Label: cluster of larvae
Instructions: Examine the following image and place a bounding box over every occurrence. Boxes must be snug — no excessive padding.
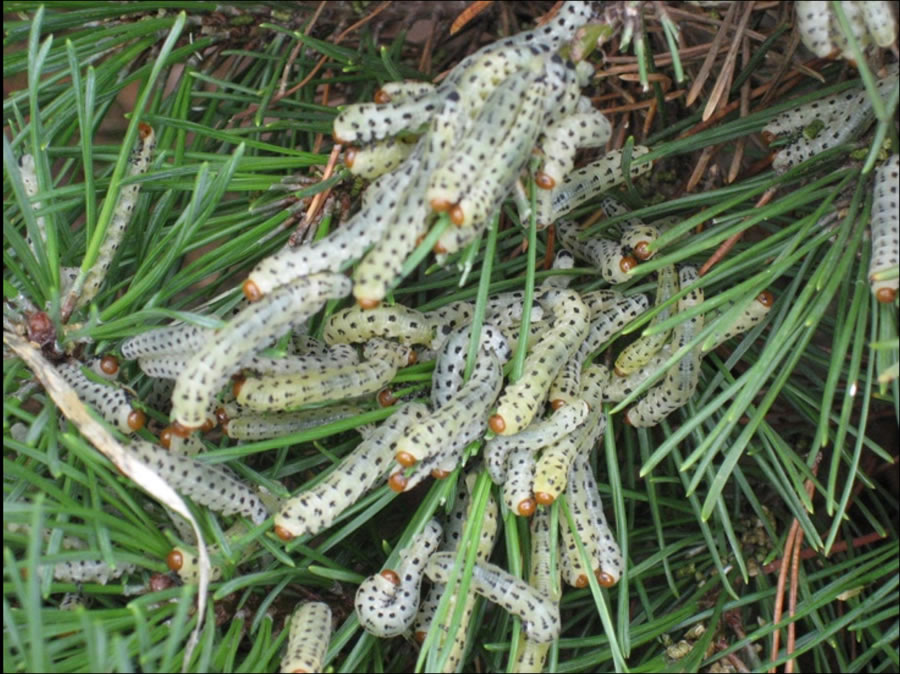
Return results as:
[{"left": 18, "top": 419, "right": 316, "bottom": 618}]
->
[{"left": 795, "top": 1, "right": 897, "bottom": 60}]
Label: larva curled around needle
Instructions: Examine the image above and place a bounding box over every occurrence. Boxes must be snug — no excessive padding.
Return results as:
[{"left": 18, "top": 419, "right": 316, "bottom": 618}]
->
[
  {"left": 235, "top": 338, "right": 410, "bottom": 413},
  {"left": 556, "top": 220, "right": 638, "bottom": 284},
  {"left": 273, "top": 402, "right": 428, "bottom": 541},
  {"left": 355, "top": 518, "right": 443, "bottom": 638},
  {"left": 127, "top": 439, "right": 269, "bottom": 524},
  {"left": 323, "top": 304, "right": 433, "bottom": 346},
  {"left": 57, "top": 361, "right": 146, "bottom": 434},
  {"left": 614, "top": 265, "right": 678, "bottom": 376},
  {"left": 173, "top": 273, "right": 352, "bottom": 430},
  {"left": 425, "top": 551, "right": 561, "bottom": 644},
  {"left": 490, "top": 289, "right": 588, "bottom": 436},
  {"left": 868, "top": 154, "right": 899, "bottom": 303},
  {"left": 78, "top": 122, "right": 156, "bottom": 309},
  {"left": 280, "top": 601, "right": 333, "bottom": 674}
]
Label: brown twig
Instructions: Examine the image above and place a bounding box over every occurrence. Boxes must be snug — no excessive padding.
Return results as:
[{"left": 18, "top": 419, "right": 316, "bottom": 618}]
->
[
  {"left": 702, "top": 1, "right": 753, "bottom": 121},
  {"left": 450, "top": 1, "right": 494, "bottom": 35},
  {"left": 686, "top": 2, "right": 737, "bottom": 107},
  {"left": 304, "top": 142, "right": 343, "bottom": 226}
]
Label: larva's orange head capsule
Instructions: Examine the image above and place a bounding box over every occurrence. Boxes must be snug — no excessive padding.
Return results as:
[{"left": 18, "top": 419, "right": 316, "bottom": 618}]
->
[
  {"left": 373, "top": 89, "right": 391, "bottom": 104},
  {"left": 138, "top": 122, "right": 153, "bottom": 139},
  {"left": 574, "top": 574, "right": 589, "bottom": 588},
  {"left": 488, "top": 414, "right": 506, "bottom": 434},
  {"left": 344, "top": 146, "right": 359, "bottom": 168},
  {"left": 550, "top": 399, "right": 566, "bottom": 410},
  {"left": 876, "top": 287, "right": 897, "bottom": 304},
  {"left": 596, "top": 570, "right": 617, "bottom": 588},
  {"left": 431, "top": 468, "right": 451, "bottom": 479},
  {"left": 242, "top": 279, "right": 263, "bottom": 302},
  {"left": 395, "top": 451, "right": 417, "bottom": 468},
  {"left": 200, "top": 416, "right": 216, "bottom": 433},
  {"left": 171, "top": 420, "right": 195, "bottom": 437},
  {"left": 377, "top": 389, "right": 397, "bottom": 407},
  {"left": 430, "top": 198, "right": 452, "bottom": 213},
  {"left": 127, "top": 409, "right": 147, "bottom": 432},
  {"left": 357, "top": 297, "right": 380, "bottom": 310},
  {"left": 449, "top": 204, "right": 465, "bottom": 226},
  {"left": 534, "top": 492, "right": 555, "bottom": 506},
  {"left": 232, "top": 377, "right": 245, "bottom": 399},
  {"left": 433, "top": 241, "right": 448, "bottom": 254},
  {"left": 757, "top": 290, "right": 775, "bottom": 307},
  {"left": 535, "top": 171, "right": 556, "bottom": 190},
  {"left": 619, "top": 255, "right": 638, "bottom": 274},
  {"left": 159, "top": 426, "right": 175, "bottom": 449},
  {"left": 166, "top": 548, "right": 184, "bottom": 571},
  {"left": 100, "top": 355, "right": 119, "bottom": 375},
  {"left": 388, "top": 472, "right": 408, "bottom": 492},
  {"left": 380, "top": 569, "right": 401, "bottom": 585},
  {"left": 517, "top": 498, "right": 536, "bottom": 517},
  {"left": 632, "top": 241, "right": 652, "bottom": 261},
  {"left": 274, "top": 524, "right": 295, "bottom": 542}
]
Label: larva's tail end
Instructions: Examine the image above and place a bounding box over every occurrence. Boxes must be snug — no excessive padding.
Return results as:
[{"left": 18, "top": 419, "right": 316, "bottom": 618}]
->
[
  {"left": 517, "top": 499, "right": 536, "bottom": 517},
  {"left": 166, "top": 549, "right": 184, "bottom": 571},
  {"left": 534, "top": 171, "right": 556, "bottom": 190},
  {"left": 274, "top": 524, "right": 296, "bottom": 542},
  {"left": 242, "top": 279, "right": 263, "bottom": 302},
  {"left": 596, "top": 570, "right": 618, "bottom": 588},
  {"left": 100, "top": 355, "right": 120, "bottom": 376},
  {"left": 388, "top": 472, "right": 409, "bottom": 492},
  {"left": 534, "top": 492, "right": 555, "bottom": 506},
  {"left": 127, "top": 409, "right": 147, "bottom": 432},
  {"left": 488, "top": 414, "right": 506, "bottom": 434},
  {"left": 395, "top": 451, "right": 417, "bottom": 468}
]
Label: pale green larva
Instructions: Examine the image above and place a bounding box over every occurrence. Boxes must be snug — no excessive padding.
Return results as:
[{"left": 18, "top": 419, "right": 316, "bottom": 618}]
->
[
  {"left": 503, "top": 446, "right": 538, "bottom": 517},
  {"left": 491, "top": 289, "right": 589, "bottom": 436},
  {"left": 869, "top": 154, "right": 899, "bottom": 303},
  {"left": 323, "top": 304, "right": 432, "bottom": 346},
  {"left": 127, "top": 439, "right": 269, "bottom": 524},
  {"left": 500, "top": 320, "right": 553, "bottom": 354},
  {"left": 236, "top": 338, "right": 409, "bottom": 413},
  {"left": 580, "top": 289, "right": 625, "bottom": 315},
  {"left": 375, "top": 80, "right": 436, "bottom": 103},
  {"left": 345, "top": 137, "right": 417, "bottom": 180},
  {"left": 424, "top": 301, "right": 474, "bottom": 349},
  {"left": 274, "top": 402, "right": 428, "bottom": 540},
  {"left": 50, "top": 558, "right": 137, "bottom": 585},
  {"left": 223, "top": 403, "right": 363, "bottom": 441},
  {"left": 535, "top": 106, "right": 612, "bottom": 188},
  {"left": 431, "top": 324, "right": 510, "bottom": 409},
  {"left": 355, "top": 518, "right": 442, "bottom": 638},
  {"left": 280, "top": 601, "right": 333, "bottom": 674},
  {"left": 240, "top": 344, "right": 359, "bottom": 376},
  {"left": 615, "top": 265, "right": 678, "bottom": 376},
  {"left": 528, "top": 502, "right": 559, "bottom": 602},
  {"left": 556, "top": 220, "right": 637, "bottom": 284},
  {"left": 391, "top": 417, "right": 483, "bottom": 492},
  {"left": 485, "top": 400, "right": 589, "bottom": 485},
  {"left": 121, "top": 322, "right": 213, "bottom": 360},
  {"left": 601, "top": 196, "right": 661, "bottom": 261},
  {"left": 702, "top": 290, "right": 775, "bottom": 352},
  {"left": 58, "top": 361, "right": 146, "bottom": 434},
  {"left": 166, "top": 522, "right": 249, "bottom": 584},
  {"left": 78, "top": 123, "right": 155, "bottom": 308},
  {"left": 424, "top": 551, "right": 561, "bottom": 644},
  {"left": 333, "top": 90, "right": 439, "bottom": 145},
  {"left": 532, "top": 408, "right": 604, "bottom": 506},
  {"left": 796, "top": 1, "right": 835, "bottom": 57},
  {"left": 394, "top": 347, "right": 502, "bottom": 467},
  {"left": 137, "top": 353, "right": 190, "bottom": 380},
  {"left": 859, "top": 1, "right": 898, "bottom": 47},
  {"left": 173, "top": 273, "right": 352, "bottom": 428},
  {"left": 537, "top": 145, "right": 652, "bottom": 226}
]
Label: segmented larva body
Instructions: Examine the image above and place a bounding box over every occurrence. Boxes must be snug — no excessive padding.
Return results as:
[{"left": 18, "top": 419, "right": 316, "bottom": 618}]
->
[
  {"left": 625, "top": 267, "right": 705, "bottom": 427},
  {"left": 345, "top": 137, "right": 417, "bottom": 180},
  {"left": 375, "top": 80, "right": 436, "bottom": 103},
  {"left": 431, "top": 323, "right": 511, "bottom": 409},
  {"left": 483, "top": 291, "right": 545, "bottom": 328},
  {"left": 324, "top": 304, "right": 432, "bottom": 346},
  {"left": 355, "top": 518, "right": 443, "bottom": 638},
  {"left": 166, "top": 522, "right": 249, "bottom": 584},
  {"left": 51, "top": 559, "right": 137, "bottom": 585},
  {"left": 334, "top": 88, "right": 439, "bottom": 145},
  {"left": 533, "top": 407, "right": 604, "bottom": 506},
  {"left": 541, "top": 249, "right": 576, "bottom": 289},
  {"left": 796, "top": 1, "right": 837, "bottom": 58},
  {"left": 827, "top": 1, "right": 869, "bottom": 60},
  {"left": 274, "top": 403, "right": 428, "bottom": 540},
  {"left": 120, "top": 322, "right": 213, "bottom": 360},
  {"left": 425, "top": 551, "right": 561, "bottom": 644},
  {"left": 615, "top": 265, "right": 678, "bottom": 376},
  {"left": 485, "top": 401, "right": 590, "bottom": 485},
  {"left": 500, "top": 320, "right": 553, "bottom": 354},
  {"left": 236, "top": 338, "right": 409, "bottom": 413},
  {"left": 425, "top": 301, "right": 474, "bottom": 349},
  {"left": 859, "top": 1, "right": 898, "bottom": 47},
  {"left": 538, "top": 146, "right": 652, "bottom": 226},
  {"left": 79, "top": 123, "right": 155, "bottom": 308},
  {"left": 503, "top": 446, "right": 538, "bottom": 517},
  {"left": 535, "top": 106, "right": 612, "bottom": 189},
  {"left": 394, "top": 347, "right": 502, "bottom": 467},
  {"left": 58, "top": 361, "right": 146, "bottom": 434},
  {"left": 280, "top": 602, "right": 333, "bottom": 674},
  {"left": 244, "top": 157, "right": 420, "bottom": 300},
  {"left": 137, "top": 353, "right": 190, "bottom": 380},
  {"left": 223, "top": 403, "right": 363, "bottom": 441},
  {"left": 556, "top": 220, "right": 638, "bottom": 284},
  {"left": 173, "top": 273, "right": 352, "bottom": 428},
  {"left": 762, "top": 87, "right": 867, "bottom": 142},
  {"left": 869, "top": 154, "right": 899, "bottom": 303},
  {"left": 240, "top": 344, "right": 359, "bottom": 376},
  {"left": 128, "top": 439, "right": 269, "bottom": 524},
  {"left": 601, "top": 196, "right": 661, "bottom": 261},
  {"left": 528, "top": 502, "right": 559, "bottom": 602},
  {"left": 18, "top": 153, "right": 46, "bottom": 255},
  {"left": 391, "top": 417, "right": 483, "bottom": 492},
  {"left": 703, "top": 290, "right": 775, "bottom": 352},
  {"left": 491, "top": 289, "right": 588, "bottom": 436}
]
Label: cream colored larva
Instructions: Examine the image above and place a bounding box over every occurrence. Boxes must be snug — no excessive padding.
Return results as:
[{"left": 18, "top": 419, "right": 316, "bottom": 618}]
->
[
  {"left": 490, "top": 289, "right": 588, "bottom": 436},
  {"left": 274, "top": 403, "right": 428, "bottom": 541},
  {"left": 702, "top": 290, "right": 775, "bottom": 352},
  {"left": 355, "top": 519, "right": 442, "bottom": 638},
  {"left": 166, "top": 522, "right": 249, "bottom": 584},
  {"left": 503, "top": 446, "right": 539, "bottom": 517},
  {"left": 424, "top": 301, "right": 474, "bottom": 349},
  {"left": 240, "top": 344, "right": 359, "bottom": 376},
  {"left": 344, "top": 136, "right": 417, "bottom": 180},
  {"left": 390, "top": 417, "right": 483, "bottom": 493},
  {"left": 323, "top": 304, "right": 432, "bottom": 346},
  {"left": 51, "top": 558, "right": 137, "bottom": 585},
  {"left": 127, "top": 439, "right": 269, "bottom": 524},
  {"left": 223, "top": 403, "right": 363, "bottom": 441},
  {"left": 57, "top": 361, "right": 146, "bottom": 434},
  {"left": 869, "top": 154, "right": 899, "bottom": 303},
  {"left": 533, "top": 408, "right": 605, "bottom": 506},
  {"left": 535, "top": 105, "right": 613, "bottom": 189},
  {"left": 425, "top": 551, "right": 561, "bottom": 644},
  {"left": 280, "top": 601, "right": 332, "bottom": 674},
  {"left": 78, "top": 122, "right": 155, "bottom": 308},
  {"left": 556, "top": 220, "right": 638, "bottom": 284},
  {"left": 121, "top": 322, "right": 213, "bottom": 360},
  {"left": 173, "top": 273, "right": 351, "bottom": 429},
  {"left": 483, "top": 291, "right": 545, "bottom": 328},
  {"left": 430, "top": 323, "right": 510, "bottom": 409},
  {"left": 333, "top": 89, "right": 439, "bottom": 146},
  {"left": 796, "top": 1, "right": 835, "bottom": 58},
  {"left": 235, "top": 338, "right": 410, "bottom": 413},
  {"left": 600, "top": 196, "right": 660, "bottom": 261},
  {"left": 615, "top": 264, "right": 678, "bottom": 376}
]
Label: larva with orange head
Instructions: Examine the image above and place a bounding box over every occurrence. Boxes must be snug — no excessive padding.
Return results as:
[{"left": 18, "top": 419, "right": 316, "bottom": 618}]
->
[
  {"left": 235, "top": 338, "right": 410, "bottom": 413},
  {"left": 172, "top": 273, "right": 351, "bottom": 428},
  {"left": 166, "top": 522, "right": 249, "bottom": 584},
  {"left": 600, "top": 196, "right": 660, "bottom": 261},
  {"left": 425, "top": 551, "right": 561, "bottom": 644},
  {"left": 333, "top": 88, "right": 440, "bottom": 145},
  {"left": 274, "top": 403, "right": 428, "bottom": 540},
  {"left": 57, "top": 361, "right": 146, "bottom": 434},
  {"left": 533, "top": 407, "right": 604, "bottom": 506},
  {"left": 430, "top": 323, "right": 510, "bottom": 409},
  {"left": 389, "top": 417, "right": 483, "bottom": 493},
  {"left": 355, "top": 519, "right": 442, "bottom": 637},
  {"left": 614, "top": 265, "right": 678, "bottom": 376},
  {"left": 89, "top": 355, "right": 120, "bottom": 380},
  {"left": 491, "top": 289, "right": 588, "bottom": 435},
  {"left": 535, "top": 106, "right": 612, "bottom": 188},
  {"left": 869, "top": 154, "right": 899, "bottom": 303},
  {"left": 280, "top": 602, "right": 333, "bottom": 674},
  {"left": 324, "top": 304, "right": 432, "bottom": 346},
  {"left": 702, "top": 290, "right": 775, "bottom": 352},
  {"left": 240, "top": 344, "right": 359, "bottom": 377},
  {"left": 78, "top": 123, "right": 155, "bottom": 309},
  {"left": 556, "top": 220, "right": 638, "bottom": 284},
  {"left": 503, "top": 447, "right": 538, "bottom": 517}
]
